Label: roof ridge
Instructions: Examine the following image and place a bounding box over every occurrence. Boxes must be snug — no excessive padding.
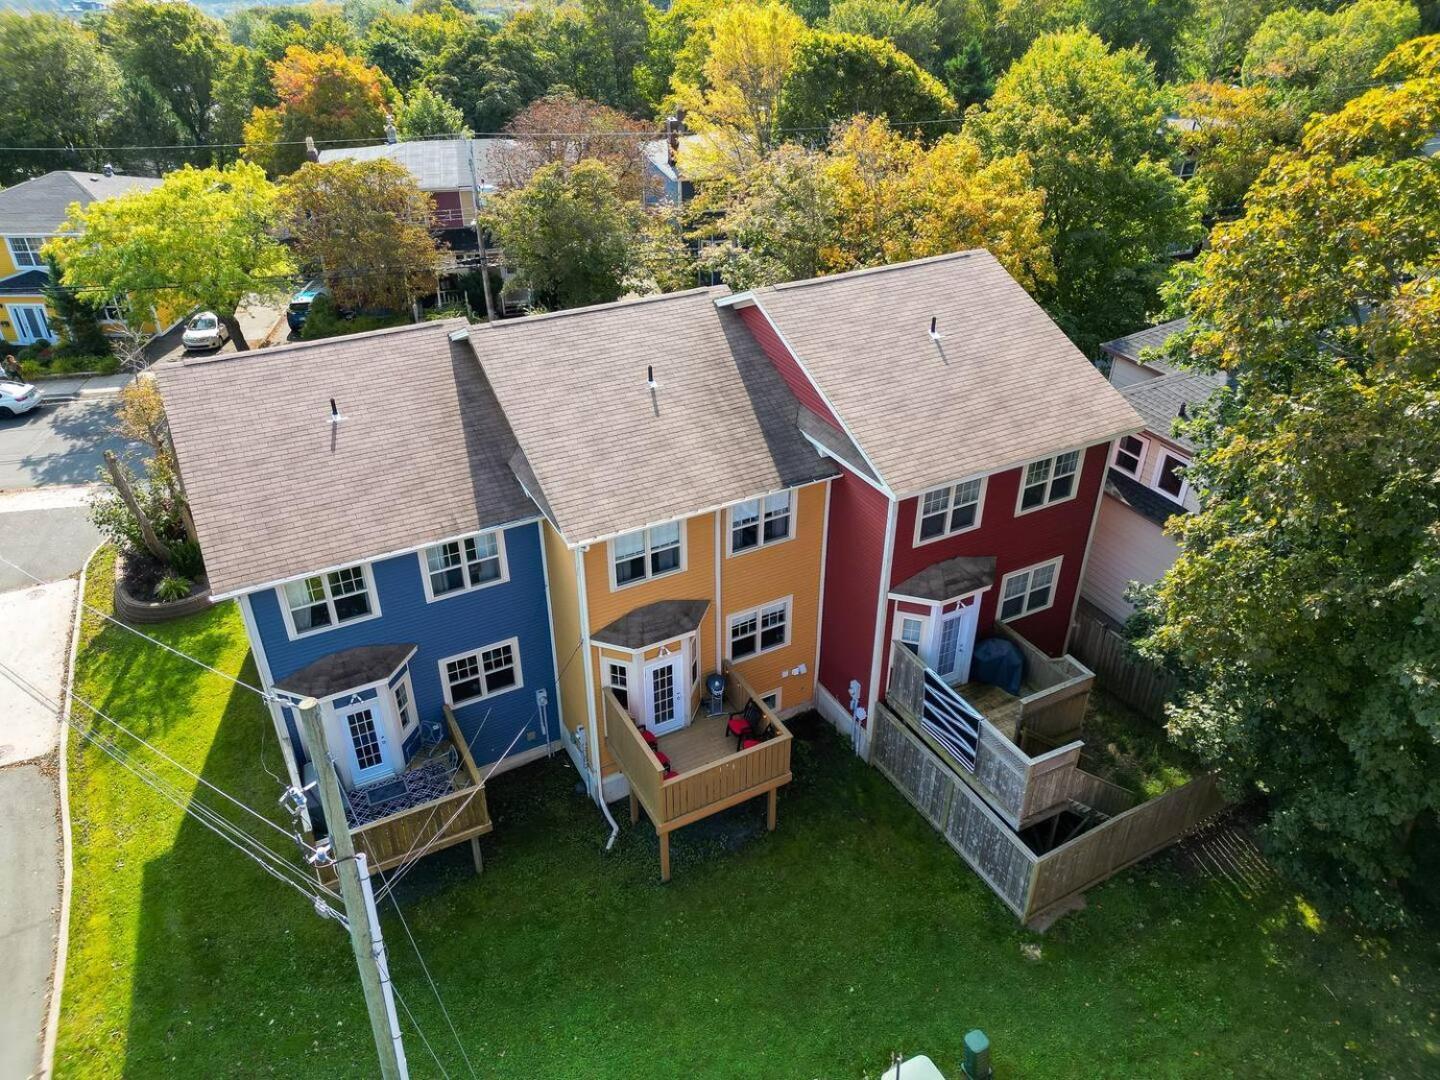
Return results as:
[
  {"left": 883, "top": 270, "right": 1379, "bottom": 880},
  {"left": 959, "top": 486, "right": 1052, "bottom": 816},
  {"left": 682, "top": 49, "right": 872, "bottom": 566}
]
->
[
  {"left": 473, "top": 286, "right": 726, "bottom": 331},
  {"left": 762, "top": 250, "right": 987, "bottom": 294},
  {"left": 169, "top": 316, "right": 466, "bottom": 371}
]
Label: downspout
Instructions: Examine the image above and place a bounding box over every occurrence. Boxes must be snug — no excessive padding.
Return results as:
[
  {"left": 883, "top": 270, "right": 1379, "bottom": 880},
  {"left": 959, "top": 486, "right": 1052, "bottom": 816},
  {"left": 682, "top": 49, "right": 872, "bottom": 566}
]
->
[
  {"left": 574, "top": 546, "right": 619, "bottom": 849},
  {"left": 713, "top": 511, "right": 723, "bottom": 674},
  {"left": 1065, "top": 445, "right": 1110, "bottom": 656}
]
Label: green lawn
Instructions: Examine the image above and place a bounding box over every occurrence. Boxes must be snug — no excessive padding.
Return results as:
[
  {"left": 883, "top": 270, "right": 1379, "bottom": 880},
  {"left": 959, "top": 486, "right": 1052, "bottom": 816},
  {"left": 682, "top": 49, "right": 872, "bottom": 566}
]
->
[{"left": 60, "top": 550, "right": 1440, "bottom": 1078}]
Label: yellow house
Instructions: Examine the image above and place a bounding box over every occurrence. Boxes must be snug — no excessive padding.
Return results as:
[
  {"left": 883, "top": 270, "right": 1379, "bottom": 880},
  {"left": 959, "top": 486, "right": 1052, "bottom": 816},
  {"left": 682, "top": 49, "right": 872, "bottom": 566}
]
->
[
  {"left": 0, "top": 169, "right": 162, "bottom": 347},
  {"left": 469, "top": 289, "right": 839, "bottom": 879}
]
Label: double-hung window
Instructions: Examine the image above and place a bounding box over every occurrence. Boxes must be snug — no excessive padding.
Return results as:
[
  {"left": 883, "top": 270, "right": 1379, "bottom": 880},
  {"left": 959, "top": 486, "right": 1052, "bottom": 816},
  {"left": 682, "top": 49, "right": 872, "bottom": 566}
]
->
[
  {"left": 7, "top": 237, "right": 46, "bottom": 268},
  {"left": 1018, "top": 451, "right": 1080, "bottom": 512},
  {"left": 393, "top": 676, "right": 417, "bottom": 735},
  {"left": 281, "top": 564, "right": 375, "bottom": 636},
  {"left": 729, "top": 598, "right": 790, "bottom": 659},
  {"left": 422, "top": 530, "right": 507, "bottom": 600},
  {"left": 612, "top": 523, "right": 682, "bottom": 587},
  {"left": 1154, "top": 452, "right": 1188, "bottom": 502},
  {"left": 1112, "top": 435, "right": 1145, "bottom": 477},
  {"left": 729, "top": 491, "right": 793, "bottom": 554},
  {"left": 998, "top": 559, "right": 1061, "bottom": 621},
  {"left": 607, "top": 662, "right": 630, "bottom": 710},
  {"left": 441, "top": 638, "right": 521, "bottom": 707},
  {"left": 916, "top": 478, "right": 984, "bottom": 542}
]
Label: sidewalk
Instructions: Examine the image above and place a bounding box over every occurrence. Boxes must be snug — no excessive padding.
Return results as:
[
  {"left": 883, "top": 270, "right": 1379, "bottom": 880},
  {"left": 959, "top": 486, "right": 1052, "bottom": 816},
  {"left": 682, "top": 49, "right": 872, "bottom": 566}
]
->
[{"left": 33, "top": 372, "right": 134, "bottom": 402}]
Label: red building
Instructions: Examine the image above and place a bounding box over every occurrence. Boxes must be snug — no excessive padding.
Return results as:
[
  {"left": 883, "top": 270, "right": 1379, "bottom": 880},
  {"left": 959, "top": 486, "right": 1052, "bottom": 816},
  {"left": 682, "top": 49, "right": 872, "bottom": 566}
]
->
[{"left": 720, "top": 251, "right": 1142, "bottom": 751}]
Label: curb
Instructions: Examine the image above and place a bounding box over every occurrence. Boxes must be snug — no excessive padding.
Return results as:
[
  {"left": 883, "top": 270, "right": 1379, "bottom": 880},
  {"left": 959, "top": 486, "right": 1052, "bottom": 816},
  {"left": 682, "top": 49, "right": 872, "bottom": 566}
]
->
[{"left": 39, "top": 544, "right": 96, "bottom": 1079}]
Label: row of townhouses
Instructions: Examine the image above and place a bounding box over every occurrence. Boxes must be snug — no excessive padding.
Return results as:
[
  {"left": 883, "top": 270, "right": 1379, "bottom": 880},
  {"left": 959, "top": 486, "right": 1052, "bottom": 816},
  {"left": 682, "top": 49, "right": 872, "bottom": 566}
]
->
[{"left": 159, "top": 250, "right": 1144, "bottom": 884}]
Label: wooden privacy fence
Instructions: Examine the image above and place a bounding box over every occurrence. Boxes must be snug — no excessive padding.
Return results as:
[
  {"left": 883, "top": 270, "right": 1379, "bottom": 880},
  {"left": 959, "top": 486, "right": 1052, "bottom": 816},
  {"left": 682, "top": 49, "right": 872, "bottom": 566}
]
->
[
  {"left": 1068, "top": 603, "right": 1180, "bottom": 721},
  {"left": 871, "top": 706, "right": 1222, "bottom": 924},
  {"left": 992, "top": 623, "right": 1096, "bottom": 743}
]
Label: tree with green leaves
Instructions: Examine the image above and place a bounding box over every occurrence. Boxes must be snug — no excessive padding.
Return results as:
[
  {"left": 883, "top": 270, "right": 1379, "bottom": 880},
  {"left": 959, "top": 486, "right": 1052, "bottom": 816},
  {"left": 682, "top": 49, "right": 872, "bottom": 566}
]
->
[
  {"left": 1242, "top": 0, "right": 1421, "bottom": 115},
  {"left": 103, "top": 0, "right": 232, "bottom": 146},
  {"left": 575, "top": 0, "right": 652, "bottom": 114},
  {"left": 42, "top": 253, "right": 112, "bottom": 359},
  {"left": 943, "top": 38, "right": 994, "bottom": 109},
  {"left": 0, "top": 13, "right": 122, "bottom": 184},
  {"left": 1075, "top": 0, "right": 1192, "bottom": 81},
  {"left": 777, "top": 32, "right": 958, "bottom": 140},
  {"left": 822, "top": 0, "right": 944, "bottom": 70},
  {"left": 485, "top": 159, "right": 651, "bottom": 310},
  {"left": 1176, "top": 81, "right": 1303, "bottom": 213},
  {"left": 48, "top": 163, "right": 293, "bottom": 351},
  {"left": 968, "top": 29, "right": 1201, "bottom": 350},
  {"left": 1139, "top": 36, "right": 1440, "bottom": 927},
  {"left": 281, "top": 159, "right": 440, "bottom": 312},
  {"left": 396, "top": 87, "right": 469, "bottom": 139}
]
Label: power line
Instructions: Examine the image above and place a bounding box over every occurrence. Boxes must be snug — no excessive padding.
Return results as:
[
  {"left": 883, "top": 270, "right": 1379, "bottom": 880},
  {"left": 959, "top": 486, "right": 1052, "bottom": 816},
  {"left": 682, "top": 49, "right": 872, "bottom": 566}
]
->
[{"left": 382, "top": 882, "right": 478, "bottom": 1079}]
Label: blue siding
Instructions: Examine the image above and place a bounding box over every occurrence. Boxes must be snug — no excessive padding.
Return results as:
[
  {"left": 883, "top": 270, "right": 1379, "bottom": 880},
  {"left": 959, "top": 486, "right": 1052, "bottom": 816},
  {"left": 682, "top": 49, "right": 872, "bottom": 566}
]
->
[{"left": 251, "top": 521, "right": 557, "bottom": 770}]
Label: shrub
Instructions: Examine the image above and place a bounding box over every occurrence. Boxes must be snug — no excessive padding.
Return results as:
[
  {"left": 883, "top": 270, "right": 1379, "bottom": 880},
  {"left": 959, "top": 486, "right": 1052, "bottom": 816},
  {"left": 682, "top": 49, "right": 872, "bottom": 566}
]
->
[
  {"left": 167, "top": 538, "right": 205, "bottom": 579},
  {"left": 153, "top": 574, "right": 193, "bottom": 602},
  {"left": 299, "top": 293, "right": 407, "bottom": 341}
]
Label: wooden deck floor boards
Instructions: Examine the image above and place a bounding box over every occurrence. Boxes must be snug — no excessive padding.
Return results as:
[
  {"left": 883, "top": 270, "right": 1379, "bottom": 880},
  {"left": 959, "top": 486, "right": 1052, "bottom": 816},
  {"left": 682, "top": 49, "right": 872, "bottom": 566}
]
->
[
  {"left": 657, "top": 712, "right": 736, "bottom": 775},
  {"left": 956, "top": 681, "right": 1024, "bottom": 738}
]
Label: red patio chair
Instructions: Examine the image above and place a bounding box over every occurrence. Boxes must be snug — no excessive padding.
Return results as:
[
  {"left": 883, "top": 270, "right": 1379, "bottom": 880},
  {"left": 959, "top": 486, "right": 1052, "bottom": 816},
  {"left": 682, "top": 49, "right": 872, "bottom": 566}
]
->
[{"left": 727, "top": 700, "right": 764, "bottom": 749}]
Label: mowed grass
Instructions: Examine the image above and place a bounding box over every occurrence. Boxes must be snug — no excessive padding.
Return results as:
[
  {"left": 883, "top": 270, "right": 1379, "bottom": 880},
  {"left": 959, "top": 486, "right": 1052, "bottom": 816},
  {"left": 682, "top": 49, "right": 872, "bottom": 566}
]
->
[{"left": 59, "top": 550, "right": 1440, "bottom": 1078}]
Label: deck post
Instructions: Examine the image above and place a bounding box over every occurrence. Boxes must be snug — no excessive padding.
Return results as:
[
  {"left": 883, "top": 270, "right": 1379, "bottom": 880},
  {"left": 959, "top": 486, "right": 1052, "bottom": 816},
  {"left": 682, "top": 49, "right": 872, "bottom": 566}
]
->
[
  {"left": 470, "top": 836, "right": 484, "bottom": 875},
  {"left": 659, "top": 829, "right": 671, "bottom": 883},
  {"left": 629, "top": 792, "right": 639, "bottom": 825},
  {"left": 767, "top": 787, "right": 777, "bottom": 831}
]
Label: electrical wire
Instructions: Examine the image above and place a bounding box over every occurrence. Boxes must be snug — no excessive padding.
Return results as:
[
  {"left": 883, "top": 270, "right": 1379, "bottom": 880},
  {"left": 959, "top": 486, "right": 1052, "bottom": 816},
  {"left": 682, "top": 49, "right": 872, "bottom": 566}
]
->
[{"left": 392, "top": 985, "right": 450, "bottom": 1080}]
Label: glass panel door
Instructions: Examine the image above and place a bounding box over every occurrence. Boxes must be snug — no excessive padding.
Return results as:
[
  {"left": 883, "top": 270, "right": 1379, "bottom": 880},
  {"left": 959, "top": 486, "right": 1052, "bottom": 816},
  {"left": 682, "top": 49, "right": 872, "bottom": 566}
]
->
[
  {"left": 9, "top": 304, "right": 53, "bottom": 345},
  {"left": 644, "top": 656, "right": 685, "bottom": 736},
  {"left": 342, "top": 703, "right": 391, "bottom": 785},
  {"left": 934, "top": 602, "right": 979, "bottom": 685}
]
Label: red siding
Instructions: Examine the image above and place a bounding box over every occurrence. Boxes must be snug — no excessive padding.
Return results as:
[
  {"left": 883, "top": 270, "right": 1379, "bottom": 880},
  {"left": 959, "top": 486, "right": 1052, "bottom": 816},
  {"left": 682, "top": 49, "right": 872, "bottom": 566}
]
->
[
  {"left": 817, "top": 462, "right": 891, "bottom": 712},
  {"left": 736, "top": 304, "right": 843, "bottom": 428},
  {"left": 879, "top": 442, "right": 1110, "bottom": 683}
]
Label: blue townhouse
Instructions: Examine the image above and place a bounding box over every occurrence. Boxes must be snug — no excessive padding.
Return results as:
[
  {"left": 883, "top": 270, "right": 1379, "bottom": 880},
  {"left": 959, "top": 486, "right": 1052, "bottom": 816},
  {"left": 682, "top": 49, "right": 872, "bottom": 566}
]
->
[{"left": 160, "top": 319, "right": 560, "bottom": 868}]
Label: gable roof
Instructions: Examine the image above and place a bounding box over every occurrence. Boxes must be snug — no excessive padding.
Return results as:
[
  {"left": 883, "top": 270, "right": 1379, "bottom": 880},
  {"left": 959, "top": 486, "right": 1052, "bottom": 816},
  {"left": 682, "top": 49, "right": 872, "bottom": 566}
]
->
[
  {"left": 1106, "top": 468, "right": 1187, "bottom": 527},
  {"left": 0, "top": 268, "right": 50, "bottom": 294},
  {"left": 1119, "top": 368, "right": 1227, "bottom": 450},
  {"left": 468, "top": 288, "right": 837, "bottom": 546},
  {"left": 744, "top": 251, "right": 1143, "bottom": 496},
  {"left": 1099, "top": 317, "right": 1189, "bottom": 371},
  {"left": 317, "top": 139, "right": 515, "bottom": 192},
  {"left": 0, "top": 171, "right": 163, "bottom": 235},
  {"left": 159, "top": 319, "right": 535, "bottom": 598}
]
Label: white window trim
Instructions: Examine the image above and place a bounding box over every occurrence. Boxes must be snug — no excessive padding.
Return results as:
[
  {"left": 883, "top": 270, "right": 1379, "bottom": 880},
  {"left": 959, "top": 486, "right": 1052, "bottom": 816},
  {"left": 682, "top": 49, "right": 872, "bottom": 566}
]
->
[
  {"left": 1014, "top": 450, "right": 1084, "bottom": 517},
  {"left": 277, "top": 562, "right": 382, "bottom": 641},
  {"left": 1111, "top": 434, "right": 1148, "bottom": 478},
  {"left": 912, "top": 475, "right": 988, "bottom": 547},
  {"left": 726, "top": 489, "right": 798, "bottom": 557},
  {"left": 418, "top": 528, "right": 510, "bottom": 603},
  {"left": 726, "top": 595, "right": 793, "bottom": 661},
  {"left": 759, "top": 688, "right": 781, "bottom": 712},
  {"left": 996, "top": 557, "right": 1063, "bottom": 623},
  {"left": 605, "top": 659, "right": 635, "bottom": 717},
  {"left": 6, "top": 236, "right": 48, "bottom": 269},
  {"left": 391, "top": 670, "right": 419, "bottom": 737},
  {"left": 608, "top": 523, "right": 687, "bottom": 591},
  {"left": 438, "top": 636, "right": 525, "bottom": 709},
  {"left": 1151, "top": 450, "right": 1191, "bottom": 505}
]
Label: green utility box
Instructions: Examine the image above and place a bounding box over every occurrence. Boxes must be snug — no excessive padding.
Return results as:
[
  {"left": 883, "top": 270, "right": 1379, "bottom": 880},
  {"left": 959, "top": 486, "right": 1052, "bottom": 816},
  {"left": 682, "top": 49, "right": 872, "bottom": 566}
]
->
[{"left": 961, "top": 1029, "right": 992, "bottom": 1080}]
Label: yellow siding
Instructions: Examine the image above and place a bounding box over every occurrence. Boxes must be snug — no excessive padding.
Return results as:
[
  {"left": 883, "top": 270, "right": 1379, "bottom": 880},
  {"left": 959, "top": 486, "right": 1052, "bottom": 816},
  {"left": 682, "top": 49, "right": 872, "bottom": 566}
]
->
[
  {"left": 0, "top": 294, "right": 53, "bottom": 346},
  {"left": 542, "top": 520, "right": 588, "bottom": 739},
  {"left": 720, "top": 481, "right": 827, "bottom": 712}
]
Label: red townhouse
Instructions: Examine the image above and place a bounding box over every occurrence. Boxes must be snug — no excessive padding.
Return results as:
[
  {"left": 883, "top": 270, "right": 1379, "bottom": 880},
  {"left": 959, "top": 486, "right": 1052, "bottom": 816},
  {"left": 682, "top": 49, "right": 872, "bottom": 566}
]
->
[{"left": 718, "top": 251, "right": 1143, "bottom": 753}]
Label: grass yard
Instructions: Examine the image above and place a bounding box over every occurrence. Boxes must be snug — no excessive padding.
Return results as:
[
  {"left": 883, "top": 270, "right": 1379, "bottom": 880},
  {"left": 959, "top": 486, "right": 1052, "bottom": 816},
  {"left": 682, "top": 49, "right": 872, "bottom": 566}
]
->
[{"left": 59, "top": 550, "right": 1440, "bottom": 1078}]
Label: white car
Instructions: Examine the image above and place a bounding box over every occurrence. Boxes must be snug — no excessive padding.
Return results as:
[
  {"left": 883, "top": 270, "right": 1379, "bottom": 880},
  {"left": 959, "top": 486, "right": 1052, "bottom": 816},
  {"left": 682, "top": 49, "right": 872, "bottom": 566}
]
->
[
  {"left": 0, "top": 379, "right": 42, "bottom": 418},
  {"left": 182, "top": 311, "right": 230, "bottom": 352}
]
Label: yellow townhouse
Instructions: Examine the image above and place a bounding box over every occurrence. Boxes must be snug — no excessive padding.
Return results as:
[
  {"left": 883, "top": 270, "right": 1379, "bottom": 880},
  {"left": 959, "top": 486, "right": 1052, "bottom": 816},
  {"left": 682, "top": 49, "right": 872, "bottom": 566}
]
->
[
  {"left": 468, "top": 288, "right": 838, "bottom": 880},
  {"left": 0, "top": 169, "right": 162, "bottom": 347}
]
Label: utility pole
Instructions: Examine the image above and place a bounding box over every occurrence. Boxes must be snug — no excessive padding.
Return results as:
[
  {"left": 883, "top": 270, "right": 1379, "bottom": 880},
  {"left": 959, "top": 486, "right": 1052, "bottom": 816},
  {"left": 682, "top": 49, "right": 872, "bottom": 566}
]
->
[
  {"left": 295, "top": 699, "right": 409, "bottom": 1080},
  {"left": 467, "top": 139, "right": 498, "bottom": 323}
]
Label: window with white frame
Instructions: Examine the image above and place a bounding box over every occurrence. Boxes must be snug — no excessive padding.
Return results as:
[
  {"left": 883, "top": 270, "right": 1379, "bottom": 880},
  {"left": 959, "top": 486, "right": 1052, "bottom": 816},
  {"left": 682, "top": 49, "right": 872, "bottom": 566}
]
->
[
  {"left": 998, "top": 559, "right": 1061, "bottom": 621},
  {"left": 759, "top": 689, "right": 780, "bottom": 712},
  {"left": 1154, "top": 452, "right": 1188, "bottom": 502},
  {"left": 897, "top": 615, "right": 925, "bottom": 652},
  {"left": 1018, "top": 451, "right": 1080, "bottom": 512},
  {"left": 729, "top": 598, "right": 790, "bottom": 659},
  {"left": 442, "top": 639, "right": 521, "bottom": 707},
  {"left": 422, "top": 530, "right": 507, "bottom": 599},
  {"left": 612, "top": 522, "right": 682, "bottom": 586},
  {"left": 606, "top": 661, "right": 629, "bottom": 710},
  {"left": 1112, "top": 435, "right": 1145, "bottom": 476},
  {"left": 917, "top": 478, "right": 983, "bottom": 542},
  {"left": 281, "top": 564, "right": 374, "bottom": 635},
  {"left": 393, "top": 677, "right": 417, "bottom": 734},
  {"left": 7, "top": 237, "right": 46, "bottom": 268},
  {"left": 729, "top": 491, "right": 793, "bottom": 553}
]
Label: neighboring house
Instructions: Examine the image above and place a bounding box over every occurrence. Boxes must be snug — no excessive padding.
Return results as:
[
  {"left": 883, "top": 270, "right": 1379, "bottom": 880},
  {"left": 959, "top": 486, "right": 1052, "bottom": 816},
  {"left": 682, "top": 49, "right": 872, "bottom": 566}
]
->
[
  {"left": 716, "top": 252, "right": 1143, "bottom": 750},
  {"left": 0, "top": 169, "right": 162, "bottom": 346},
  {"left": 640, "top": 131, "right": 726, "bottom": 210},
  {"left": 158, "top": 319, "right": 560, "bottom": 873},
  {"left": 1081, "top": 318, "right": 1228, "bottom": 624},
  {"left": 469, "top": 287, "right": 837, "bottom": 878}
]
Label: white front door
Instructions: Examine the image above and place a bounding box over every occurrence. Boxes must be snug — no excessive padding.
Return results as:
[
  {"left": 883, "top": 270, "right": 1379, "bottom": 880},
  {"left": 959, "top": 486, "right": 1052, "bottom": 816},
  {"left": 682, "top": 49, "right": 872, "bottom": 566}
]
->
[
  {"left": 339, "top": 700, "right": 394, "bottom": 786},
  {"left": 933, "top": 601, "right": 979, "bottom": 685},
  {"left": 8, "top": 304, "right": 54, "bottom": 345},
  {"left": 643, "top": 655, "right": 686, "bottom": 736}
]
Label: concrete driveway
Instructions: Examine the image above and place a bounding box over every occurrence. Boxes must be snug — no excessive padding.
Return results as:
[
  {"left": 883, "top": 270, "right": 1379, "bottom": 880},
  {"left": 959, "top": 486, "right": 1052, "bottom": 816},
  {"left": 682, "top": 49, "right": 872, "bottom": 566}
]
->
[{"left": 145, "top": 294, "right": 288, "bottom": 366}]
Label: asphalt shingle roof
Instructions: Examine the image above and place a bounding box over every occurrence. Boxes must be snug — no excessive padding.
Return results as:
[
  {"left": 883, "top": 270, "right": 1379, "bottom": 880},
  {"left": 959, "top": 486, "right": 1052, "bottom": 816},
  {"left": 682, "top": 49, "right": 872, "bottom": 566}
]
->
[
  {"left": 1119, "top": 368, "right": 1227, "bottom": 450},
  {"left": 0, "top": 269, "right": 50, "bottom": 294},
  {"left": 0, "top": 171, "right": 162, "bottom": 235},
  {"left": 748, "top": 251, "right": 1143, "bottom": 496},
  {"left": 159, "top": 319, "right": 536, "bottom": 598},
  {"left": 469, "top": 288, "right": 837, "bottom": 545},
  {"left": 318, "top": 139, "right": 515, "bottom": 191},
  {"left": 1099, "top": 317, "right": 1190, "bottom": 369},
  {"left": 1106, "top": 468, "right": 1186, "bottom": 527}
]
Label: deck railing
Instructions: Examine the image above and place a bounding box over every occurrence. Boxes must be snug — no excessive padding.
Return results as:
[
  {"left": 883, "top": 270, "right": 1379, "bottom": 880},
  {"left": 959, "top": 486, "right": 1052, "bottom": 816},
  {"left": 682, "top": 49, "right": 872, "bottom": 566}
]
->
[
  {"left": 603, "top": 688, "right": 664, "bottom": 822},
  {"left": 992, "top": 623, "right": 1095, "bottom": 744},
  {"left": 344, "top": 705, "right": 493, "bottom": 875}
]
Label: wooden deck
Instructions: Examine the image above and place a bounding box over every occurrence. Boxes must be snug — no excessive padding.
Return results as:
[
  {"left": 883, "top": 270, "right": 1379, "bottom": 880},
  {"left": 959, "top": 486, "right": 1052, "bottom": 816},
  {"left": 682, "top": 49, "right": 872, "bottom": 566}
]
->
[
  {"left": 955, "top": 681, "right": 1023, "bottom": 738},
  {"left": 657, "top": 712, "right": 736, "bottom": 774}
]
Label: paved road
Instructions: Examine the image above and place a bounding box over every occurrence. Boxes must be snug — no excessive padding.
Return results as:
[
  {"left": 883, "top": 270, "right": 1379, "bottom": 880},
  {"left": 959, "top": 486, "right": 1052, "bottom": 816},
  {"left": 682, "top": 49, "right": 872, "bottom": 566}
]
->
[{"left": 0, "top": 398, "right": 140, "bottom": 491}]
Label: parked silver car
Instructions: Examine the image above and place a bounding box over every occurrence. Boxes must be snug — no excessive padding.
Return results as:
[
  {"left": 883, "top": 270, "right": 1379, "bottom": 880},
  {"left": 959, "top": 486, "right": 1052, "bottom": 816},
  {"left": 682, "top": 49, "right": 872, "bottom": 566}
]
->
[{"left": 182, "top": 311, "right": 230, "bottom": 352}]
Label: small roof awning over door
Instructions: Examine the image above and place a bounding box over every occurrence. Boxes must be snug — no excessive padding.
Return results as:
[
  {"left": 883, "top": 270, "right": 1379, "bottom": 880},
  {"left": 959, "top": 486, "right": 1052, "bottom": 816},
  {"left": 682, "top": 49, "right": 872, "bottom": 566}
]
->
[
  {"left": 592, "top": 599, "right": 711, "bottom": 650},
  {"left": 891, "top": 556, "right": 996, "bottom": 604},
  {"left": 275, "top": 643, "right": 417, "bottom": 700}
]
